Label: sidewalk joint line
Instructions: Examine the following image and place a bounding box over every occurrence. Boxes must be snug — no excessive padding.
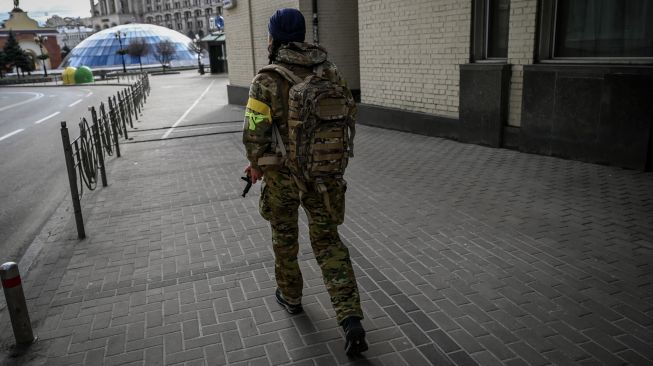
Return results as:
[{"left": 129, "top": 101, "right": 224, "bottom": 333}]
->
[
  {"left": 129, "top": 120, "right": 241, "bottom": 133},
  {"left": 161, "top": 79, "right": 216, "bottom": 139},
  {"left": 128, "top": 130, "right": 240, "bottom": 144}
]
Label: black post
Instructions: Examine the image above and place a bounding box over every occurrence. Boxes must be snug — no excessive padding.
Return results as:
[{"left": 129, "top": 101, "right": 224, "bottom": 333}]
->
[
  {"left": 126, "top": 89, "right": 135, "bottom": 125},
  {"left": 92, "top": 122, "right": 107, "bottom": 187},
  {"left": 115, "top": 95, "right": 128, "bottom": 139},
  {"left": 128, "top": 86, "right": 136, "bottom": 119},
  {"left": 89, "top": 107, "right": 108, "bottom": 187},
  {"left": 132, "top": 86, "right": 141, "bottom": 118},
  {"left": 60, "top": 122, "right": 86, "bottom": 239},
  {"left": 109, "top": 110, "right": 121, "bottom": 158},
  {"left": 101, "top": 103, "right": 120, "bottom": 157},
  {"left": 122, "top": 90, "right": 133, "bottom": 128}
]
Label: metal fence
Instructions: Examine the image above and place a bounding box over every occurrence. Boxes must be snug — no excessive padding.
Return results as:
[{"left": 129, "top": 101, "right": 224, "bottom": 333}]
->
[{"left": 60, "top": 73, "right": 151, "bottom": 239}]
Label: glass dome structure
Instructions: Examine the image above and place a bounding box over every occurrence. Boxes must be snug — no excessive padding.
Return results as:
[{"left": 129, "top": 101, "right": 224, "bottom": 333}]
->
[{"left": 61, "top": 24, "right": 198, "bottom": 69}]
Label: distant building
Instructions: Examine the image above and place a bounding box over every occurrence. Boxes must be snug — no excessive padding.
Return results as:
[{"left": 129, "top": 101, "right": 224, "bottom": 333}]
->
[
  {"left": 88, "top": 0, "right": 223, "bottom": 38},
  {"left": 44, "top": 15, "right": 68, "bottom": 27},
  {"left": 0, "top": 7, "right": 62, "bottom": 70},
  {"left": 45, "top": 15, "right": 94, "bottom": 50},
  {"left": 56, "top": 25, "right": 94, "bottom": 49}
]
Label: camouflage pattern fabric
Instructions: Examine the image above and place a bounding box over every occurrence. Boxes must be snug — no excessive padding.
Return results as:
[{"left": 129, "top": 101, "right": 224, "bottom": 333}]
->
[
  {"left": 243, "top": 42, "right": 363, "bottom": 324},
  {"left": 260, "top": 168, "right": 362, "bottom": 323},
  {"left": 243, "top": 42, "right": 357, "bottom": 170}
]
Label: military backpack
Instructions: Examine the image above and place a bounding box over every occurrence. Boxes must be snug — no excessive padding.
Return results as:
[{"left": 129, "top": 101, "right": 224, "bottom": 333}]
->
[{"left": 259, "top": 63, "right": 356, "bottom": 183}]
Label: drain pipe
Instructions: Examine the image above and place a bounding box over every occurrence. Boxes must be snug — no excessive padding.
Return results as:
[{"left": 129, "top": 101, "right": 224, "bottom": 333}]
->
[{"left": 312, "top": 0, "right": 319, "bottom": 44}]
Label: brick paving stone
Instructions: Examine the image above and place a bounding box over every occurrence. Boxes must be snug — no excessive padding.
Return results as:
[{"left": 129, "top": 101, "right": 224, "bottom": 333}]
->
[
  {"left": 379, "top": 352, "right": 410, "bottom": 366},
  {"left": 264, "top": 342, "right": 290, "bottom": 365},
  {"left": 2, "top": 72, "right": 652, "bottom": 366},
  {"left": 448, "top": 349, "right": 481, "bottom": 366},
  {"left": 616, "top": 349, "right": 653, "bottom": 366},
  {"left": 400, "top": 323, "right": 431, "bottom": 347},
  {"left": 399, "top": 348, "right": 433, "bottom": 366},
  {"left": 203, "top": 344, "right": 227, "bottom": 365}
]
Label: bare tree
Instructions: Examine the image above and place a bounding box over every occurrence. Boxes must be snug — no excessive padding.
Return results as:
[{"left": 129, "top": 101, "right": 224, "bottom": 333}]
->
[
  {"left": 127, "top": 38, "right": 150, "bottom": 72},
  {"left": 154, "top": 39, "right": 176, "bottom": 73},
  {"left": 188, "top": 39, "right": 204, "bottom": 74}
]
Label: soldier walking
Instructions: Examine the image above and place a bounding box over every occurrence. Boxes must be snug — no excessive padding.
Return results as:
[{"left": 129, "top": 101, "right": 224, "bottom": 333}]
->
[{"left": 242, "top": 8, "right": 367, "bottom": 357}]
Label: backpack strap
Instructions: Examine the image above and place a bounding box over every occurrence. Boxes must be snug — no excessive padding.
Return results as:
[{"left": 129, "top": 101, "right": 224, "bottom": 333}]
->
[
  {"left": 259, "top": 64, "right": 303, "bottom": 85},
  {"left": 254, "top": 65, "right": 296, "bottom": 167}
]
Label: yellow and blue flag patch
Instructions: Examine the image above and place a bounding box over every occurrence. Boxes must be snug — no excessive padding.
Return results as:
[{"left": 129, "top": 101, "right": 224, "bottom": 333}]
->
[{"left": 245, "top": 98, "right": 272, "bottom": 130}]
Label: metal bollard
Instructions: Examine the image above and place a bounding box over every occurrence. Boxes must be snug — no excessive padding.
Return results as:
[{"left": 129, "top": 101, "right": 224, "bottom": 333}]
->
[{"left": 0, "top": 262, "right": 36, "bottom": 345}]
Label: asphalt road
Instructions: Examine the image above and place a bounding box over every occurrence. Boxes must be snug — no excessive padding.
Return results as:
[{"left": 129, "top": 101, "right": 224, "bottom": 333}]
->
[{"left": 0, "top": 85, "right": 122, "bottom": 265}]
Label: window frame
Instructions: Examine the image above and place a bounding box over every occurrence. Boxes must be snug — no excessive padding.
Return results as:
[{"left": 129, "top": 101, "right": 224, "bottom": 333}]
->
[
  {"left": 537, "top": 0, "right": 653, "bottom": 64},
  {"left": 471, "top": 0, "right": 509, "bottom": 63}
]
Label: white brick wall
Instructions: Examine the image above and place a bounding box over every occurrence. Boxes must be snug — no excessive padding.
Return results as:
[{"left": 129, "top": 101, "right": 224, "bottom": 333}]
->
[
  {"left": 313, "top": 0, "right": 360, "bottom": 90},
  {"left": 507, "top": 0, "right": 538, "bottom": 127},
  {"left": 223, "top": 1, "right": 257, "bottom": 86},
  {"left": 358, "top": 0, "right": 471, "bottom": 118},
  {"left": 225, "top": 0, "right": 360, "bottom": 91},
  {"left": 224, "top": 0, "right": 300, "bottom": 86},
  {"left": 250, "top": 0, "right": 300, "bottom": 71}
]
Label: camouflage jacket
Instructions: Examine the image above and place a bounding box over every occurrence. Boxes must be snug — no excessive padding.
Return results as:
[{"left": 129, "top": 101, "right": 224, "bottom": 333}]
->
[{"left": 243, "top": 42, "right": 357, "bottom": 171}]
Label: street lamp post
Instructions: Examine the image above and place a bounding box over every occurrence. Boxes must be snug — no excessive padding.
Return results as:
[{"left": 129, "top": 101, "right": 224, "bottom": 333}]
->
[
  {"left": 34, "top": 35, "right": 48, "bottom": 77},
  {"left": 115, "top": 31, "right": 127, "bottom": 73},
  {"left": 194, "top": 34, "right": 204, "bottom": 74}
]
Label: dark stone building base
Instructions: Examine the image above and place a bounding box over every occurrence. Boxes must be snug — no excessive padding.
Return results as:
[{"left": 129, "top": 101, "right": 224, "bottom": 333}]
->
[
  {"left": 521, "top": 64, "right": 653, "bottom": 171},
  {"left": 357, "top": 104, "right": 459, "bottom": 140},
  {"left": 227, "top": 84, "right": 249, "bottom": 106},
  {"left": 459, "top": 63, "right": 511, "bottom": 147},
  {"left": 227, "top": 64, "right": 653, "bottom": 171}
]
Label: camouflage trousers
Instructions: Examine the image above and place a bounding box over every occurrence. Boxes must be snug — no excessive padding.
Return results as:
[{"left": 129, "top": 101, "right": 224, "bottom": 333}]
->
[{"left": 259, "top": 168, "right": 363, "bottom": 324}]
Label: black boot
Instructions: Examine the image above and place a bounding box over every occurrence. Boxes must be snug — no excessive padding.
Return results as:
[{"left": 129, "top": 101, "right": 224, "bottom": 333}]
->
[
  {"left": 275, "top": 288, "right": 303, "bottom": 314},
  {"left": 341, "top": 316, "right": 368, "bottom": 356}
]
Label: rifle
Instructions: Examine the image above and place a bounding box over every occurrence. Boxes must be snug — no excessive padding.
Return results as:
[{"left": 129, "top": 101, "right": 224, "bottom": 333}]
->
[{"left": 241, "top": 175, "right": 252, "bottom": 197}]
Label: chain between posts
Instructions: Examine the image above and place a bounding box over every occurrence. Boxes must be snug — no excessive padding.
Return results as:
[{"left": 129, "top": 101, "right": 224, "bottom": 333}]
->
[{"left": 59, "top": 73, "right": 150, "bottom": 239}]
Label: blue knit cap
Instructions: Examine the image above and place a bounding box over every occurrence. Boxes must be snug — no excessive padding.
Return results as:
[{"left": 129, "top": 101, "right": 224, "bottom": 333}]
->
[{"left": 268, "top": 8, "right": 306, "bottom": 44}]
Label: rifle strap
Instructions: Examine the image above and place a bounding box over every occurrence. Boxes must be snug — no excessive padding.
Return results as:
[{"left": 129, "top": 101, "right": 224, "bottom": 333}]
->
[{"left": 316, "top": 182, "right": 338, "bottom": 222}]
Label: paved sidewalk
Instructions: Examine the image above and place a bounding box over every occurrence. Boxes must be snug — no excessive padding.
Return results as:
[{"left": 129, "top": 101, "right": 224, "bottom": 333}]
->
[{"left": 1, "top": 71, "right": 652, "bottom": 366}]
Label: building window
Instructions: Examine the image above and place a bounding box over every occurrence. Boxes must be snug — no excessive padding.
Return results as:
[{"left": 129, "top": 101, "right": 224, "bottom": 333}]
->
[
  {"left": 216, "top": 7, "right": 222, "bottom": 15},
  {"left": 197, "top": 20, "right": 203, "bottom": 28},
  {"left": 187, "top": 21, "right": 193, "bottom": 29},
  {"left": 205, "top": 8, "right": 212, "bottom": 16},
  {"left": 472, "top": 0, "right": 510, "bottom": 61},
  {"left": 538, "top": 0, "right": 653, "bottom": 61}
]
